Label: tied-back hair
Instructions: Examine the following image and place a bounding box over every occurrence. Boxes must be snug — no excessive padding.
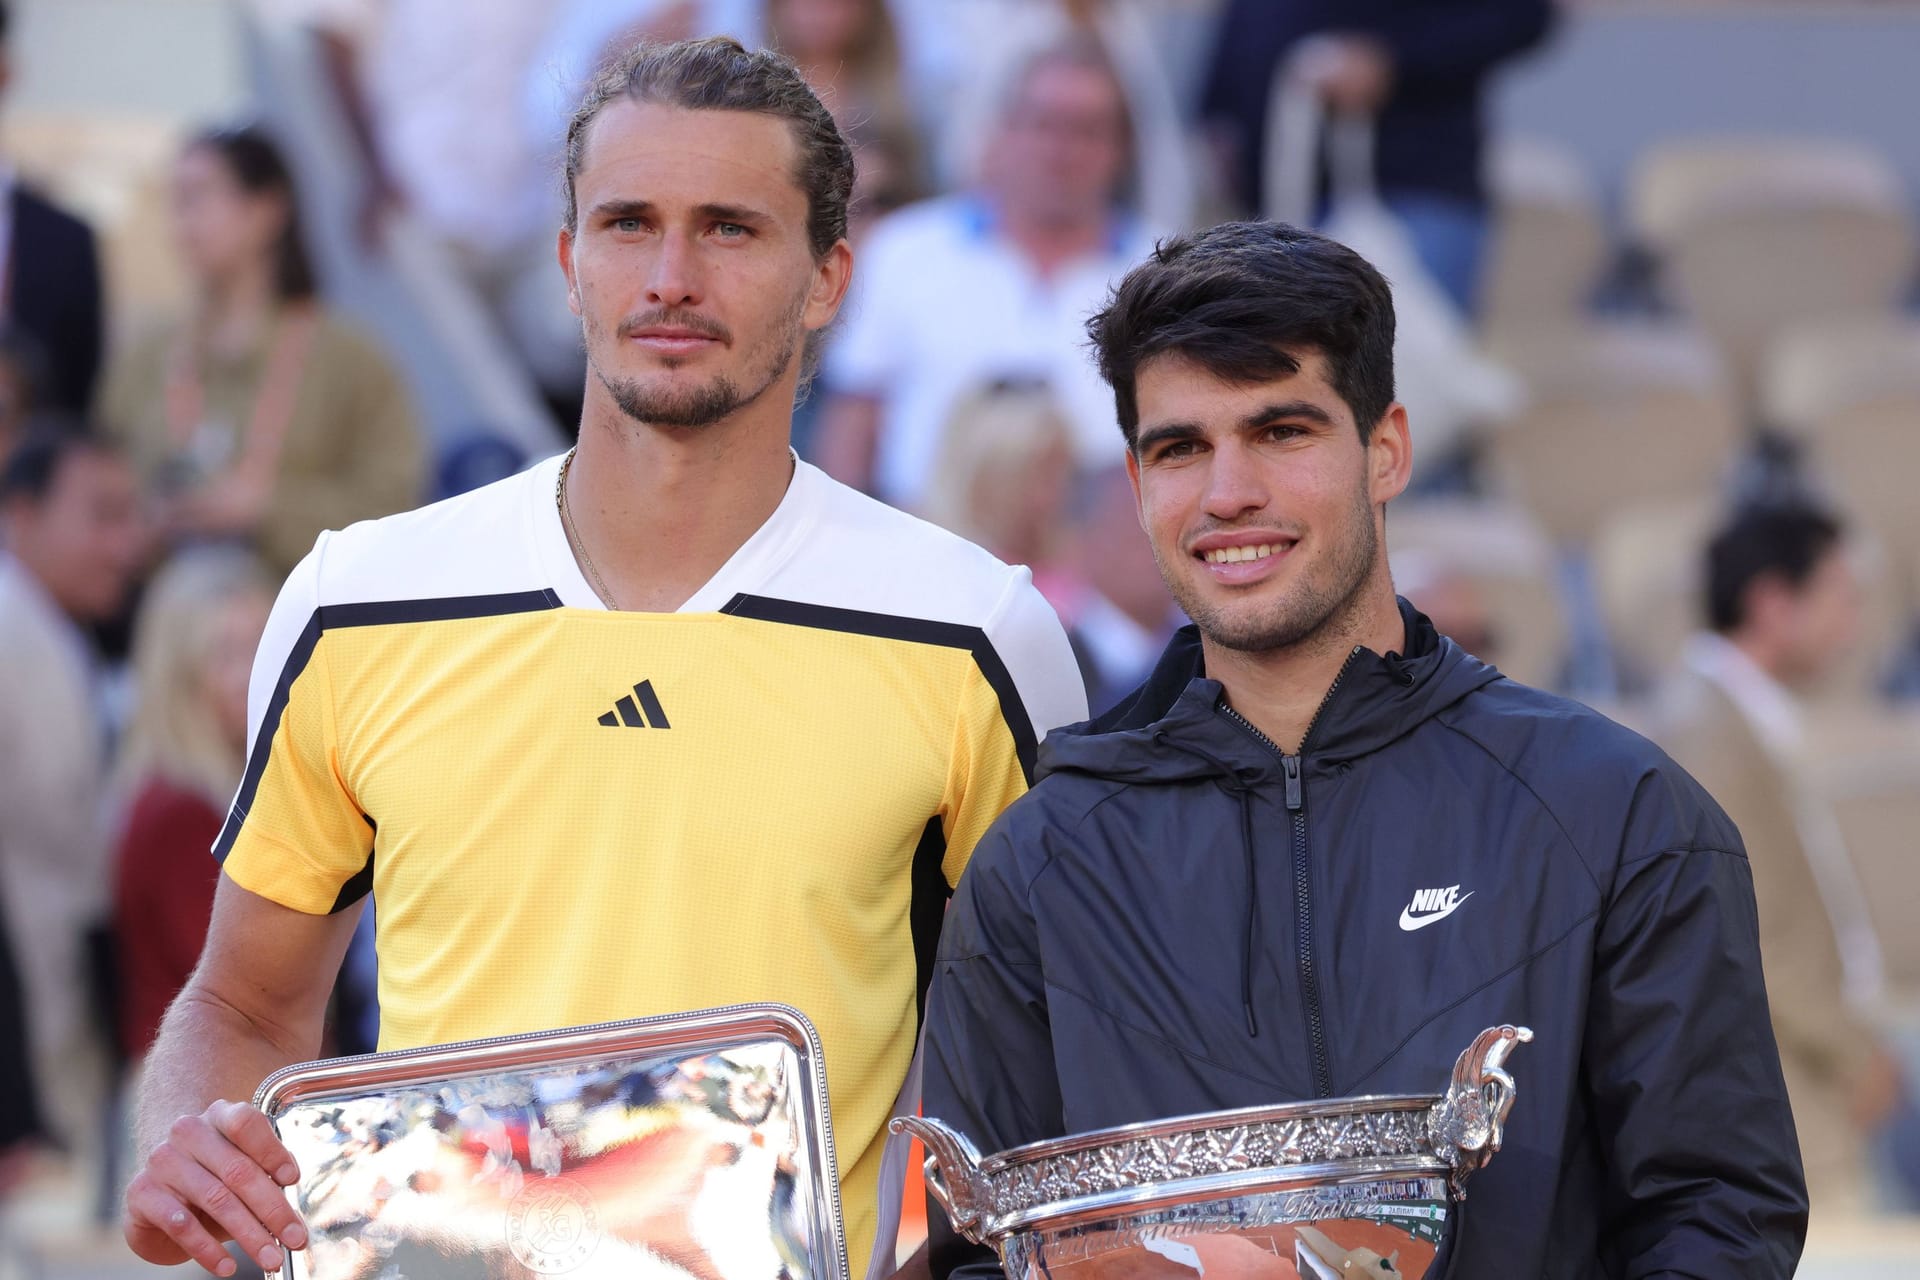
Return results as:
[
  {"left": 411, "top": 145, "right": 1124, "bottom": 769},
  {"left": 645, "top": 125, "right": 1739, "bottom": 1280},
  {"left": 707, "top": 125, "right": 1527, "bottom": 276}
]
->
[
  {"left": 188, "top": 123, "right": 319, "bottom": 302},
  {"left": 113, "top": 548, "right": 277, "bottom": 814},
  {"left": 562, "top": 36, "right": 855, "bottom": 261}
]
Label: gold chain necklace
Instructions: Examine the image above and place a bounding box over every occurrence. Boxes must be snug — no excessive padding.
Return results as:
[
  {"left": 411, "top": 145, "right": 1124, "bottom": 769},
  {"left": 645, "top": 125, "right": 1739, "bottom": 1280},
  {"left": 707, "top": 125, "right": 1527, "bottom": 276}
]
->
[{"left": 557, "top": 447, "right": 621, "bottom": 610}]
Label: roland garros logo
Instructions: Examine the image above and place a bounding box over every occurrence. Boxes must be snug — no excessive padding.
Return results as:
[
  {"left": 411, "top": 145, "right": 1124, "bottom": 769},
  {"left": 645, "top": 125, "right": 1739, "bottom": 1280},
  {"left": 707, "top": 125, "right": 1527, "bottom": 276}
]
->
[{"left": 507, "top": 1178, "right": 602, "bottom": 1274}]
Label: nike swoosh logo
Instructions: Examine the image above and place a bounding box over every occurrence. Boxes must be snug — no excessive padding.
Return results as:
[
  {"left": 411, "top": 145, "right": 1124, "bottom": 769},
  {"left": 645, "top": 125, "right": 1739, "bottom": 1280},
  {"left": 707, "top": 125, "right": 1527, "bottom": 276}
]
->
[{"left": 1399, "top": 891, "right": 1473, "bottom": 931}]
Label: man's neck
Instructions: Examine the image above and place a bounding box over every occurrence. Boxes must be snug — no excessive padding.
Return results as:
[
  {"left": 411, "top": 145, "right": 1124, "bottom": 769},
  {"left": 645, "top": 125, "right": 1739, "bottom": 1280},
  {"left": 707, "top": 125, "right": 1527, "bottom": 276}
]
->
[
  {"left": 1720, "top": 628, "right": 1796, "bottom": 692},
  {"left": 565, "top": 383, "right": 797, "bottom": 613},
  {"left": 996, "top": 199, "right": 1109, "bottom": 277},
  {"left": 1203, "top": 582, "right": 1405, "bottom": 755}
]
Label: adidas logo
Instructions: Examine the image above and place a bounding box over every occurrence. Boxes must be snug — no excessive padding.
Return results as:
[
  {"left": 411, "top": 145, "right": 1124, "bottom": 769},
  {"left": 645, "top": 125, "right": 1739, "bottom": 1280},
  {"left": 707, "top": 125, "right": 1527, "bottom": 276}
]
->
[{"left": 597, "top": 680, "right": 672, "bottom": 729}]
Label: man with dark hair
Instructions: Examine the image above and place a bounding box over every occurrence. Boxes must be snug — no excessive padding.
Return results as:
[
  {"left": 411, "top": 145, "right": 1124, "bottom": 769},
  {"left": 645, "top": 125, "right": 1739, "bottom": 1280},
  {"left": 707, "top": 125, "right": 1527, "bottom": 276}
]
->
[
  {"left": 0, "top": 425, "right": 143, "bottom": 1159},
  {"left": 0, "top": 2, "right": 106, "bottom": 413},
  {"left": 125, "top": 37, "right": 1083, "bottom": 1279},
  {"left": 921, "top": 221, "right": 1808, "bottom": 1278},
  {"left": 1655, "top": 501, "right": 1902, "bottom": 1225}
]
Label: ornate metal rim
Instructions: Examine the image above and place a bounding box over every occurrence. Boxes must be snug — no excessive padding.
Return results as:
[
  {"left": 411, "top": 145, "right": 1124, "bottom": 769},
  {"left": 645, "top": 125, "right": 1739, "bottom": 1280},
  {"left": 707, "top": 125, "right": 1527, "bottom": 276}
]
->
[
  {"left": 970, "top": 1096, "right": 1443, "bottom": 1229},
  {"left": 980, "top": 1093, "right": 1437, "bottom": 1172},
  {"left": 990, "top": 1155, "right": 1450, "bottom": 1240}
]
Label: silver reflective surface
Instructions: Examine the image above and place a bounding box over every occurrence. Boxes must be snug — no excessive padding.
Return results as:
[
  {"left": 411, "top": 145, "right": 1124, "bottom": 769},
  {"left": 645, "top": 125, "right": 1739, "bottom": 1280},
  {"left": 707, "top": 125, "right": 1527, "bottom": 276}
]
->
[
  {"left": 256, "top": 1004, "right": 847, "bottom": 1280},
  {"left": 997, "top": 1178, "right": 1452, "bottom": 1280},
  {"left": 898, "top": 1025, "right": 1531, "bottom": 1280}
]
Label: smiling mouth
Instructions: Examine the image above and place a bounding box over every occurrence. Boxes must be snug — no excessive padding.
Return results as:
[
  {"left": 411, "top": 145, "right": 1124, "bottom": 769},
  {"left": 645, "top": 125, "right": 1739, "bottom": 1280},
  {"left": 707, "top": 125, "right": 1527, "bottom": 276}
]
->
[{"left": 1199, "top": 543, "right": 1289, "bottom": 565}]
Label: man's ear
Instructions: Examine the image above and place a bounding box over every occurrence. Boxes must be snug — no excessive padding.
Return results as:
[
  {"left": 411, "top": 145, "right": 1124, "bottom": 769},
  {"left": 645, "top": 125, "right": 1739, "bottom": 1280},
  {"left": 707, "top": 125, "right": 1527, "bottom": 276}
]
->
[
  {"left": 558, "top": 226, "right": 582, "bottom": 316},
  {"left": 1368, "top": 402, "right": 1412, "bottom": 506},
  {"left": 802, "top": 239, "right": 854, "bottom": 334},
  {"left": 1125, "top": 446, "right": 1146, "bottom": 531}
]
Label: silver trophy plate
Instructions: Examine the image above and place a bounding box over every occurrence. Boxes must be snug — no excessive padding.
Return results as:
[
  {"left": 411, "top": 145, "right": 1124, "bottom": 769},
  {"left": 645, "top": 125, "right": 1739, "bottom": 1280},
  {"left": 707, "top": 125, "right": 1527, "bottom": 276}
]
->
[
  {"left": 255, "top": 1003, "right": 849, "bottom": 1280},
  {"left": 895, "top": 1025, "right": 1531, "bottom": 1280}
]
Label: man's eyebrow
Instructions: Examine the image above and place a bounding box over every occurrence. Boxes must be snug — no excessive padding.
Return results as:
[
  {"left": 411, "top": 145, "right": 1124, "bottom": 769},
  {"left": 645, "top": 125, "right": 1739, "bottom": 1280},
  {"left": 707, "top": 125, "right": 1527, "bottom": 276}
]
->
[
  {"left": 1134, "top": 422, "right": 1203, "bottom": 453},
  {"left": 589, "top": 199, "right": 653, "bottom": 220},
  {"left": 587, "top": 200, "right": 774, "bottom": 225},
  {"left": 694, "top": 202, "right": 772, "bottom": 225},
  {"left": 1242, "top": 400, "right": 1335, "bottom": 428}
]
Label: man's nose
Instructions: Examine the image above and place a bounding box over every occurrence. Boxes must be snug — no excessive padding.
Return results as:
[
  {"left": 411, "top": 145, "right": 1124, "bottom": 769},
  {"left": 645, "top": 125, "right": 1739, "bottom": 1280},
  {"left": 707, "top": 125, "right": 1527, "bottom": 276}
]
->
[
  {"left": 645, "top": 233, "right": 704, "bottom": 308},
  {"left": 1200, "top": 440, "right": 1268, "bottom": 520}
]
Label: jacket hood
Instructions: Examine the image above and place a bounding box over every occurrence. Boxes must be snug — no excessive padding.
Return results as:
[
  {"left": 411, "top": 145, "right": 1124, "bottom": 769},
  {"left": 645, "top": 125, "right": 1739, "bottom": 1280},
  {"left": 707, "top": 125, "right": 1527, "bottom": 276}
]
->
[{"left": 1038, "top": 597, "right": 1503, "bottom": 785}]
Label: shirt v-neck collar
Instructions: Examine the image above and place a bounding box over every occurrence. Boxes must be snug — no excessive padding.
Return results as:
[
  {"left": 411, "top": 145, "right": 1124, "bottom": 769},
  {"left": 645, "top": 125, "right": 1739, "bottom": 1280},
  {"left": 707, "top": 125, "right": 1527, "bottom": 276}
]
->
[{"left": 527, "top": 448, "right": 816, "bottom": 614}]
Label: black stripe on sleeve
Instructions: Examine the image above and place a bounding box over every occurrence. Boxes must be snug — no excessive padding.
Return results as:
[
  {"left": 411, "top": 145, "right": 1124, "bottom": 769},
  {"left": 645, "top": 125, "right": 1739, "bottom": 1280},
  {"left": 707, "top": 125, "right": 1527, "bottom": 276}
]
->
[
  {"left": 214, "top": 589, "right": 562, "bottom": 890},
  {"left": 719, "top": 594, "right": 1040, "bottom": 783},
  {"left": 908, "top": 815, "right": 951, "bottom": 1022}
]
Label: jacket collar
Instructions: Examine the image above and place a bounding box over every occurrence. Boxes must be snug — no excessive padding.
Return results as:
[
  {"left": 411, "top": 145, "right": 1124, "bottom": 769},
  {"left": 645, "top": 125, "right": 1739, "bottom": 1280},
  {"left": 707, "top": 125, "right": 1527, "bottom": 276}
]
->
[{"left": 1040, "top": 597, "right": 1503, "bottom": 784}]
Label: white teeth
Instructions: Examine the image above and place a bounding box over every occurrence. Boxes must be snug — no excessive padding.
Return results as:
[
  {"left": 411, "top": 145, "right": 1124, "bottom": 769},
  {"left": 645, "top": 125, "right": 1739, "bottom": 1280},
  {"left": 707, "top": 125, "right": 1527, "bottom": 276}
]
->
[{"left": 1202, "top": 544, "right": 1282, "bottom": 565}]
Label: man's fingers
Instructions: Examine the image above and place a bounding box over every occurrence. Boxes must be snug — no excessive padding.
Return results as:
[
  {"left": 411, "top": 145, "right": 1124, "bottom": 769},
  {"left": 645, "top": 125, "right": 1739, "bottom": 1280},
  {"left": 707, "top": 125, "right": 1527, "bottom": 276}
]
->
[
  {"left": 209, "top": 1101, "right": 302, "bottom": 1189},
  {"left": 125, "top": 1176, "right": 237, "bottom": 1276},
  {"left": 148, "top": 1139, "right": 288, "bottom": 1271}
]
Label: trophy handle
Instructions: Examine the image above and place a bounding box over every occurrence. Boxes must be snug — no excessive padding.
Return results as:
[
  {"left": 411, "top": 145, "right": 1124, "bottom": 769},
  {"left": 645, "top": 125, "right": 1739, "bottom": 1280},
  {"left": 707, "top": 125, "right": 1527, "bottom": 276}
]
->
[
  {"left": 889, "top": 1116, "right": 991, "bottom": 1244},
  {"left": 1427, "top": 1024, "right": 1532, "bottom": 1201}
]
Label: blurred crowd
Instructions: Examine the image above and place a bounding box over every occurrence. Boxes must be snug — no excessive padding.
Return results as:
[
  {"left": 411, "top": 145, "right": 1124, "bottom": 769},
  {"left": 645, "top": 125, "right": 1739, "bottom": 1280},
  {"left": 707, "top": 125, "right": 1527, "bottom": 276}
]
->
[{"left": 3, "top": 0, "right": 1920, "bottom": 1264}]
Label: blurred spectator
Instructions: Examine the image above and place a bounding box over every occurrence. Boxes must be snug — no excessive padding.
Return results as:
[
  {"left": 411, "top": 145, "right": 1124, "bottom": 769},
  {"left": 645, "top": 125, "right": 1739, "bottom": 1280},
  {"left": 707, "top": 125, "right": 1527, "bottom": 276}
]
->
[
  {"left": 0, "top": 321, "right": 46, "bottom": 463},
  {"left": 1650, "top": 502, "right": 1901, "bottom": 1216},
  {"left": 257, "top": 0, "right": 579, "bottom": 394},
  {"left": 1393, "top": 547, "right": 1499, "bottom": 659},
  {"left": 918, "top": 380, "right": 1074, "bottom": 572},
  {"left": 926, "top": 0, "right": 1201, "bottom": 231},
  {"left": 816, "top": 35, "right": 1155, "bottom": 504},
  {"left": 0, "top": 1, "right": 105, "bottom": 414},
  {"left": 0, "top": 889, "right": 41, "bottom": 1189},
  {"left": 0, "top": 426, "right": 145, "bottom": 1155},
  {"left": 1059, "top": 463, "right": 1180, "bottom": 716},
  {"left": 1201, "top": 0, "right": 1553, "bottom": 313},
  {"left": 770, "top": 0, "right": 926, "bottom": 188},
  {"left": 109, "top": 550, "right": 273, "bottom": 1068},
  {"left": 101, "top": 125, "right": 424, "bottom": 580}
]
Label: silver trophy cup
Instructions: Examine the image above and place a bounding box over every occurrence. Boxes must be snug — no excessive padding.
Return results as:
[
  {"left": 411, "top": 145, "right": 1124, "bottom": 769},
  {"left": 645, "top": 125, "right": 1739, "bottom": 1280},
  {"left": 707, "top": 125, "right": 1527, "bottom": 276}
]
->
[{"left": 893, "top": 1025, "right": 1530, "bottom": 1280}]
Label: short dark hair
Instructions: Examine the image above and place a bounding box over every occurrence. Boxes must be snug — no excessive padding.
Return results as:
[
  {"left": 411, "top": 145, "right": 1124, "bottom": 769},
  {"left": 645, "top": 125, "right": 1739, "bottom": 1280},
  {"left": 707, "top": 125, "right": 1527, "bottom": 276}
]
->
[
  {"left": 1706, "top": 502, "right": 1845, "bottom": 633},
  {"left": 1086, "top": 221, "right": 1396, "bottom": 449},
  {"left": 188, "top": 124, "right": 318, "bottom": 301},
  {"left": 562, "top": 37, "right": 854, "bottom": 261},
  {"left": 0, "top": 419, "right": 118, "bottom": 506}
]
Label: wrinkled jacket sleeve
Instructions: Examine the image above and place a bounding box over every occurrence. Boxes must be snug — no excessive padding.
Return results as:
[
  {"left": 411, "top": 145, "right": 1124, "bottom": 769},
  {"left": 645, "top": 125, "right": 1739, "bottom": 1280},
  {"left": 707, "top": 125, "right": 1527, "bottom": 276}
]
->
[
  {"left": 922, "top": 816, "right": 1063, "bottom": 1280},
  {"left": 1586, "top": 820, "right": 1809, "bottom": 1277}
]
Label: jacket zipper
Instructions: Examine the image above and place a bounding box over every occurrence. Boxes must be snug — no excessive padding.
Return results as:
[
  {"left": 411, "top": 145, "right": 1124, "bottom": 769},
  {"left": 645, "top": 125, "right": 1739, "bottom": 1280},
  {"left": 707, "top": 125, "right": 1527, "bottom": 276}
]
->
[{"left": 1218, "top": 647, "right": 1360, "bottom": 1099}]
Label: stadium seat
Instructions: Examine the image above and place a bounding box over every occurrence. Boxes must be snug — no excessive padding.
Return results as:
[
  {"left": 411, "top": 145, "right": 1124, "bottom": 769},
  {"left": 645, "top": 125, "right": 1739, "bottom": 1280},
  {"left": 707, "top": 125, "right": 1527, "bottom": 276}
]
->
[
  {"left": 1628, "top": 138, "right": 1916, "bottom": 404},
  {"left": 1481, "top": 136, "right": 1609, "bottom": 350},
  {"left": 1491, "top": 322, "right": 1740, "bottom": 547}
]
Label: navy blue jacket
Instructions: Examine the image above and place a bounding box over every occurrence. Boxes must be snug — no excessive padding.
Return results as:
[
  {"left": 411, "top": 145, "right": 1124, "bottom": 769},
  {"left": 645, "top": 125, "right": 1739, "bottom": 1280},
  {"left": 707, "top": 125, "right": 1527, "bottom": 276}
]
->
[
  {"left": 923, "top": 602, "right": 1807, "bottom": 1279},
  {"left": 1202, "top": 0, "right": 1554, "bottom": 212}
]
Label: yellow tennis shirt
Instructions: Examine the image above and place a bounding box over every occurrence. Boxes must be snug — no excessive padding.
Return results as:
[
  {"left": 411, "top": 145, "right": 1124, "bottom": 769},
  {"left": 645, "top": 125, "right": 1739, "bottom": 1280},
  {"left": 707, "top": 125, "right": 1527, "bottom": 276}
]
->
[{"left": 215, "top": 453, "right": 1087, "bottom": 1271}]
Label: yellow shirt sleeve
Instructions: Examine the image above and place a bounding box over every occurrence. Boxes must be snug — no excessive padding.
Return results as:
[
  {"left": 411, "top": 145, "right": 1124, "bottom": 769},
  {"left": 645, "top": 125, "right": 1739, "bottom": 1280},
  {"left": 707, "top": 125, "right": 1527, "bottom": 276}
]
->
[{"left": 215, "top": 534, "right": 374, "bottom": 914}]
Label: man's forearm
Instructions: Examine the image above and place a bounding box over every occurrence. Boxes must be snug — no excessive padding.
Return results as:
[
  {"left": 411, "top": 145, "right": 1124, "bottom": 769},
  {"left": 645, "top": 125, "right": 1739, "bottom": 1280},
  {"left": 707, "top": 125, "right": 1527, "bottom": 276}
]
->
[{"left": 135, "top": 985, "right": 319, "bottom": 1164}]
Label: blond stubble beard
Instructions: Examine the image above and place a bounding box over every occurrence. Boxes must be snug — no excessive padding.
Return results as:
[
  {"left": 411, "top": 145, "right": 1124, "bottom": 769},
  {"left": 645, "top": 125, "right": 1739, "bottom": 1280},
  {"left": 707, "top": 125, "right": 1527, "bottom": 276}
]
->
[{"left": 583, "top": 281, "right": 810, "bottom": 430}]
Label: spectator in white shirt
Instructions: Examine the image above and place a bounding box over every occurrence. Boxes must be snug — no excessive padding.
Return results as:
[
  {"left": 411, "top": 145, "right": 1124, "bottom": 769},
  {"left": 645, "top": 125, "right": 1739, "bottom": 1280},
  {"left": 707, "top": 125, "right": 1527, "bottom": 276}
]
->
[{"left": 814, "top": 34, "right": 1157, "bottom": 507}]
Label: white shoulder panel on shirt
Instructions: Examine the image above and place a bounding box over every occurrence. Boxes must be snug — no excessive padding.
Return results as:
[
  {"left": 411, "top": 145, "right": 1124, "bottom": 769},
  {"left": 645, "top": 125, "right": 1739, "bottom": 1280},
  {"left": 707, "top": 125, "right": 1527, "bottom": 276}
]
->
[
  {"left": 306, "top": 457, "right": 556, "bottom": 607},
  {"left": 757, "top": 463, "right": 1029, "bottom": 628}
]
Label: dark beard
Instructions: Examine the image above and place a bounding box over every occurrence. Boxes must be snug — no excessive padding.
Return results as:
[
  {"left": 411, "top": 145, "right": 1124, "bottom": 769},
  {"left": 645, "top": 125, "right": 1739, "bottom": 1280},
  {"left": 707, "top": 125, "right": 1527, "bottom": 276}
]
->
[{"left": 1165, "top": 485, "right": 1380, "bottom": 654}]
